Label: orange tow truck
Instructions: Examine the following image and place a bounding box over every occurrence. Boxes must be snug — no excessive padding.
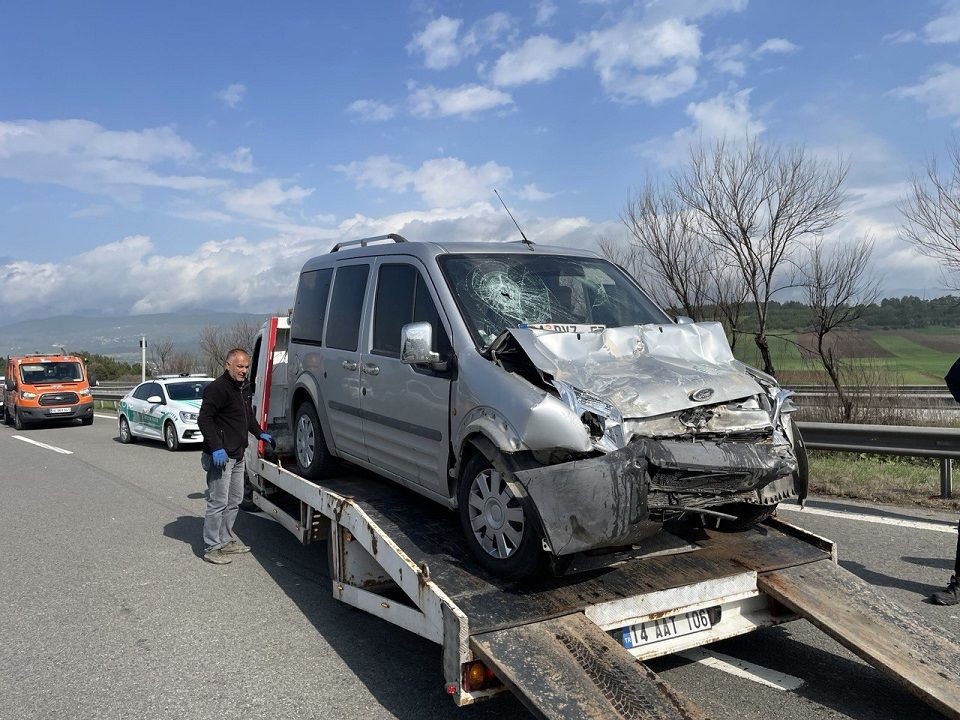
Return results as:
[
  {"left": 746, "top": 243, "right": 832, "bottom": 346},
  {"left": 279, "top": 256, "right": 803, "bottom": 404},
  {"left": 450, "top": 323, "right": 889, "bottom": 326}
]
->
[{"left": 3, "top": 354, "right": 94, "bottom": 430}]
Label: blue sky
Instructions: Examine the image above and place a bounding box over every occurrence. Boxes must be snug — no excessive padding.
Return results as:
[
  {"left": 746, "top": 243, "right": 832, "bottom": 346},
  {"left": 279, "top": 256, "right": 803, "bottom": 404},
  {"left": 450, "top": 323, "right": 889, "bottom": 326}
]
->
[{"left": 1, "top": 0, "right": 959, "bottom": 321}]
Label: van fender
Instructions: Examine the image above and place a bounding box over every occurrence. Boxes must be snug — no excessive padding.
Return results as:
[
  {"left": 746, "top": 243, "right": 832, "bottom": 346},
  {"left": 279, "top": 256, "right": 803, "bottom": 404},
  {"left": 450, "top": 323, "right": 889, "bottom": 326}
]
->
[{"left": 291, "top": 371, "right": 338, "bottom": 457}]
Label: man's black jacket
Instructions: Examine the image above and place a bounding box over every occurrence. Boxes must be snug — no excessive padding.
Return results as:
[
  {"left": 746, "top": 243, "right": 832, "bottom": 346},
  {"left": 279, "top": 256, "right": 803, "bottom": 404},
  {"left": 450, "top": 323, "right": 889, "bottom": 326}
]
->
[{"left": 198, "top": 371, "right": 262, "bottom": 459}]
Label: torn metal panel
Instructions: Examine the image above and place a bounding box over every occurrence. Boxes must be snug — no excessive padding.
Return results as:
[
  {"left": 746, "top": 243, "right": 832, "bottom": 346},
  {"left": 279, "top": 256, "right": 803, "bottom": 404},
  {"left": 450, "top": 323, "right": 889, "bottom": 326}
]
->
[
  {"left": 505, "top": 322, "right": 763, "bottom": 420},
  {"left": 513, "top": 443, "right": 660, "bottom": 556}
]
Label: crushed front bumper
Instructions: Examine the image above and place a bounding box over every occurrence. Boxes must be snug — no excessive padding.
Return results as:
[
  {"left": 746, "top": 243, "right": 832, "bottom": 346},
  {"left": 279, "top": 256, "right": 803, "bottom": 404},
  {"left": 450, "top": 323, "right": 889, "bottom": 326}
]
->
[{"left": 513, "top": 437, "right": 798, "bottom": 557}]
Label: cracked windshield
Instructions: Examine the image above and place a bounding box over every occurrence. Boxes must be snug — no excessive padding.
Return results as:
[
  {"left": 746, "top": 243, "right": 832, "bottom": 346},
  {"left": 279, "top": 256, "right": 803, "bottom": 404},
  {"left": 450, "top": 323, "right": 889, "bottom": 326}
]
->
[{"left": 438, "top": 254, "right": 668, "bottom": 347}]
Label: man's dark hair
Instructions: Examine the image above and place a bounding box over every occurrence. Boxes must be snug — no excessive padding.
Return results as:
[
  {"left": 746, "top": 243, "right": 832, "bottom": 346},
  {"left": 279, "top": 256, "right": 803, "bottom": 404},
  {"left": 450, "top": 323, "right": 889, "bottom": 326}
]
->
[{"left": 226, "top": 348, "right": 249, "bottom": 362}]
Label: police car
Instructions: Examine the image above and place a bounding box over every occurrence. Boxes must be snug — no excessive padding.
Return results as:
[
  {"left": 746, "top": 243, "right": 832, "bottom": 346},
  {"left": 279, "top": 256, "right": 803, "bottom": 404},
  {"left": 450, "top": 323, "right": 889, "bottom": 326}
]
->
[{"left": 118, "top": 375, "right": 214, "bottom": 451}]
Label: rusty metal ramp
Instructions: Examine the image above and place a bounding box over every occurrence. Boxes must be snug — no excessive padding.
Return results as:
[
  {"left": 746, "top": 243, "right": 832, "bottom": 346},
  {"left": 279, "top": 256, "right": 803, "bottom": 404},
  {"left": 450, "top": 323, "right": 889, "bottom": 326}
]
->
[
  {"left": 759, "top": 559, "right": 960, "bottom": 719},
  {"left": 471, "top": 612, "right": 706, "bottom": 720}
]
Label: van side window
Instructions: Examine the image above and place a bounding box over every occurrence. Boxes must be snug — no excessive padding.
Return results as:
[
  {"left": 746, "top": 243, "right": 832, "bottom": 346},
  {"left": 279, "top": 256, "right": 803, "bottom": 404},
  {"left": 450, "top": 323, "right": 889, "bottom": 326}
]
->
[
  {"left": 291, "top": 268, "right": 334, "bottom": 345},
  {"left": 372, "top": 264, "right": 451, "bottom": 358},
  {"left": 325, "top": 264, "right": 370, "bottom": 352}
]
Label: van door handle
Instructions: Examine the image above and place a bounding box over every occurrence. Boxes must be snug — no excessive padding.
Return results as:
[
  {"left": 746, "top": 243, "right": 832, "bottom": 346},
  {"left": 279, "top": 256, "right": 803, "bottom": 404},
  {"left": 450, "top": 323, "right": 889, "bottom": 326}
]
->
[
  {"left": 341, "top": 360, "right": 358, "bottom": 371},
  {"left": 361, "top": 363, "right": 380, "bottom": 376}
]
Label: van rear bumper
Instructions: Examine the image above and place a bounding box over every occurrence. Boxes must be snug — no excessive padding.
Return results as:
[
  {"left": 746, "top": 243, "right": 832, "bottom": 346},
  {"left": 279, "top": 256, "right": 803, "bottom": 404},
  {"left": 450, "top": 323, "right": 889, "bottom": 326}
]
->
[{"left": 20, "top": 402, "right": 94, "bottom": 421}]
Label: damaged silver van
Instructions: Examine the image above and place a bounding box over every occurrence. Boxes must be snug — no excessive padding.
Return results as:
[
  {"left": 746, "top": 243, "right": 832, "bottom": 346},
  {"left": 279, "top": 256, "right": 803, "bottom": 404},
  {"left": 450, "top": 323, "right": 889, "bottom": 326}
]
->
[{"left": 287, "top": 234, "right": 807, "bottom": 579}]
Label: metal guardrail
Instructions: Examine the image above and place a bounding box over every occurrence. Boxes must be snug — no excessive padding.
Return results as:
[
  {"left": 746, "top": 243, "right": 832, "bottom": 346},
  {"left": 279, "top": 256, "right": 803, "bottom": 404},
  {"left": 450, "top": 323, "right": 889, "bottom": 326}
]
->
[{"left": 796, "top": 421, "right": 960, "bottom": 499}]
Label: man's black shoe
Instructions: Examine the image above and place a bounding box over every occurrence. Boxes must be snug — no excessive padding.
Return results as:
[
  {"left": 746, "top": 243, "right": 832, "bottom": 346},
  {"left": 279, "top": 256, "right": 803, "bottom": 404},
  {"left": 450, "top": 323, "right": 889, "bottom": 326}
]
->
[{"left": 931, "top": 575, "right": 960, "bottom": 605}]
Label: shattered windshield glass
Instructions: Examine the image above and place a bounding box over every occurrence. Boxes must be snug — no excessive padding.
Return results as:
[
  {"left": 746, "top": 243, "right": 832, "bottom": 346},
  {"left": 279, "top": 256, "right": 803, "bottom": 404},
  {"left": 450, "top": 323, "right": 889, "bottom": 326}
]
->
[{"left": 438, "top": 254, "right": 670, "bottom": 348}]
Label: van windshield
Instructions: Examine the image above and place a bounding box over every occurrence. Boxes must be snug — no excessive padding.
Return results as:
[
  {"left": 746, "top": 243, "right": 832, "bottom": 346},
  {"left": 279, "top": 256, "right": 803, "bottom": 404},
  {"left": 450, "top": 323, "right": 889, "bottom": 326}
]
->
[
  {"left": 437, "top": 254, "right": 670, "bottom": 348},
  {"left": 165, "top": 381, "right": 211, "bottom": 401},
  {"left": 19, "top": 362, "right": 84, "bottom": 384}
]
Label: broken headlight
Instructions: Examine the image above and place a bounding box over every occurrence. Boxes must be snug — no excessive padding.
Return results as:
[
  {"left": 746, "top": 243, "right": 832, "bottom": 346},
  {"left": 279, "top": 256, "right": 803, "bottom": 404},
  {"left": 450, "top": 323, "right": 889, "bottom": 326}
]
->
[{"left": 552, "top": 379, "right": 625, "bottom": 452}]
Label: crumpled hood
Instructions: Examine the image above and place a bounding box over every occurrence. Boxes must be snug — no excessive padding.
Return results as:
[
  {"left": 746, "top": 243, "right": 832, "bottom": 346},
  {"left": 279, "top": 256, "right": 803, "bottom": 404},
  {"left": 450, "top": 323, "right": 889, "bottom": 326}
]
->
[{"left": 504, "top": 321, "right": 763, "bottom": 419}]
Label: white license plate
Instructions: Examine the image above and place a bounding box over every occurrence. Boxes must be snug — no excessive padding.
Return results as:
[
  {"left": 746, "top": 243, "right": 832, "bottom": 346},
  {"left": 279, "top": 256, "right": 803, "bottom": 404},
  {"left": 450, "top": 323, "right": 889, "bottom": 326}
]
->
[
  {"left": 621, "top": 607, "right": 717, "bottom": 649},
  {"left": 48, "top": 407, "right": 72, "bottom": 414}
]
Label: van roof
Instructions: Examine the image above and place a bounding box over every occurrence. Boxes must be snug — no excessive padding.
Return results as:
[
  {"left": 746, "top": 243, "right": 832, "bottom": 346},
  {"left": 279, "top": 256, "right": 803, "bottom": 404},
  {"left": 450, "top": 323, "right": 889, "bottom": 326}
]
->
[
  {"left": 11, "top": 354, "right": 84, "bottom": 363},
  {"left": 301, "top": 238, "right": 601, "bottom": 274}
]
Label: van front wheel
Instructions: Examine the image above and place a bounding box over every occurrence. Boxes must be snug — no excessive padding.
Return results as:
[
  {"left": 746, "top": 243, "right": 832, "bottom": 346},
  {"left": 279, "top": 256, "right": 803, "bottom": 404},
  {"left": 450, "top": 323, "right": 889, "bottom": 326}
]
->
[
  {"left": 457, "top": 452, "right": 544, "bottom": 580},
  {"left": 294, "top": 402, "right": 334, "bottom": 480}
]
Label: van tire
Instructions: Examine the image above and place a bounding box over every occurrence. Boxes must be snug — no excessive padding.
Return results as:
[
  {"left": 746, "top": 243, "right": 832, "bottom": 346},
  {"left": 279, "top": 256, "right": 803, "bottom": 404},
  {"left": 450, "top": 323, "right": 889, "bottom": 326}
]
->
[
  {"left": 457, "top": 452, "right": 545, "bottom": 580},
  {"left": 164, "top": 421, "right": 180, "bottom": 451},
  {"left": 293, "top": 402, "right": 333, "bottom": 480},
  {"left": 13, "top": 409, "right": 27, "bottom": 431},
  {"left": 81, "top": 416, "right": 94, "bottom": 426}
]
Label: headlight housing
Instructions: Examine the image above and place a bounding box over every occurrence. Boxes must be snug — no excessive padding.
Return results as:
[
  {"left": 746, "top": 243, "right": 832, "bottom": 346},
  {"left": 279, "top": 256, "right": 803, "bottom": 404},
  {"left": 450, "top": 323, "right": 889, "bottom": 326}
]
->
[
  {"left": 553, "top": 379, "right": 625, "bottom": 452},
  {"left": 20, "top": 391, "right": 36, "bottom": 399},
  {"left": 180, "top": 411, "right": 198, "bottom": 423},
  {"left": 79, "top": 388, "right": 91, "bottom": 397}
]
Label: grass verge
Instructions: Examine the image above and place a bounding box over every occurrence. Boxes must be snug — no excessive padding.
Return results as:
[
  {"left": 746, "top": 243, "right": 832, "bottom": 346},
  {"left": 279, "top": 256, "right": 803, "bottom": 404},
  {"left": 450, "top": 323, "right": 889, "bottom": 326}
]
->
[{"left": 809, "top": 450, "right": 960, "bottom": 511}]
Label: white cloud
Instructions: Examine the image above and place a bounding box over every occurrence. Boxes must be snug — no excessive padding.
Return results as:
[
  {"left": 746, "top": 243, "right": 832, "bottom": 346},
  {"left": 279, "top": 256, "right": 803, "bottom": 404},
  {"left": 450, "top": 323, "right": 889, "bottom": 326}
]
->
[
  {"left": 755, "top": 37, "right": 798, "bottom": 54},
  {"left": 407, "top": 13, "right": 517, "bottom": 70},
  {"left": 588, "top": 18, "right": 701, "bottom": 103},
  {"left": 219, "top": 179, "right": 314, "bottom": 222},
  {"left": 216, "top": 83, "right": 246, "bottom": 108},
  {"left": 516, "top": 183, "right": 557, "bottom": 201},
  {"left": 69, "top": 204, "right": 112, "bottom": 218},
  {"left": 707, "top": 41, "right": 749, "bottom": 76},
  {"left": 335, "top": 155, "right": 512, "bottom": 208},
  {"left": 639, "top": 89, "right": 765, "bottom": 166},
  {"left": 491, "top": 35, "right": 589, "bottom": 86},
  {"left": 925, "top": 1, "right": 960, "bottom": 43},
  {"left": 0, "top": 119, "right": 223, "bottom": 202},
  {"left": 535, "top": 1, "right": 557, "bottom": 26},
  {"left": 408, "top": 15, "right": 464, "bottom": 69},
  {"left": 215, "top": 146, "right": 254, "bottom": 173},
  {"left": 883, "top": 29, "right": 918, "bottom": 44},
  {"left": 893, "top": 63, "right": 960, "bottom": 124},
  {"left": 408, "top": 83, "right": 513, "bottom": 118},
  {"left": 346, "top": 99, "right": 397, "bottom": 122}
]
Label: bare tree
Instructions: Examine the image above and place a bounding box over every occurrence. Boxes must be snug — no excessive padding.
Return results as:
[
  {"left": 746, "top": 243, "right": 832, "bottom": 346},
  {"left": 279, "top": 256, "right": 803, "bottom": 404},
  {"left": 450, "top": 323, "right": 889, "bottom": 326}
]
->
[
  {"left": 198, "top": 319, "right": 260, "bottom": 376},
  {"left": 675, "top": 138, "right": 848, "bottom": 376},
  {"left": 168, "top": 350, "right": 197, "bottom": 375},
  {"left": 149, "top": 337, "right": 176, "bottom": 375},
  {"left": 619, "top": 185, "right": 713, "bottom": 319},
  {"left": 706, "top": 262, "right": 750, "bottom": 351},
  {"left": 899, "top": 141, "right": 960, "bottom": 289},
  {"left": 801, "top": 236, "right": 881, "bottom": 420}
]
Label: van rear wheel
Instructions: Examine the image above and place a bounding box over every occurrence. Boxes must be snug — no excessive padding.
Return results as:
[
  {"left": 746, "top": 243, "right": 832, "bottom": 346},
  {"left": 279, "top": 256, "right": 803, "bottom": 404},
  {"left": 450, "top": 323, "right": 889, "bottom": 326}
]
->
[{"left": 294, "top": 402, "right": 334, "bottom": 479}]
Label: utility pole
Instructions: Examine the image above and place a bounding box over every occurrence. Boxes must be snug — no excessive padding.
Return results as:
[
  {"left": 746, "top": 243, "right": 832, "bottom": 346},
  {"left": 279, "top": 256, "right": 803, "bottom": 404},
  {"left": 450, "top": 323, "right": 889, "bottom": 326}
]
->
[{"left": 140, "top": 336, "right": 146, "bottom": 383}]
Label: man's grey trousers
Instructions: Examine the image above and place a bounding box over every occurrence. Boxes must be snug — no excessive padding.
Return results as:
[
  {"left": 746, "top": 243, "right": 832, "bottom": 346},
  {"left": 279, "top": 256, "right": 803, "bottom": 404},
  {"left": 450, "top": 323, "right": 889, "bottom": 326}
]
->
[{"left": 202, "top": 453, "right": 245, "bottom": 552}]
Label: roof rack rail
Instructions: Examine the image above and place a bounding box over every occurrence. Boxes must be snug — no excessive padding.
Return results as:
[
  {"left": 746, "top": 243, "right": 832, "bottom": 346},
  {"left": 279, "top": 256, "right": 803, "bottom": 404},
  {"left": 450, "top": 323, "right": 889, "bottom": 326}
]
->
[
  {"left": 154, "top": 373, "right": 211, "bottom": 379},
  {"left": 330, "top": 233, "right": 408, "bottom": 253}
]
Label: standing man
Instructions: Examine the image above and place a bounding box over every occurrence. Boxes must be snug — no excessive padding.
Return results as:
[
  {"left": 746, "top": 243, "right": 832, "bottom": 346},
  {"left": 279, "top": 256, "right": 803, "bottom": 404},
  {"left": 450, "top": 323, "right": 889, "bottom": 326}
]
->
[
  {"left": 931, "top": 356, "right": 960, "bottom": 604},
  {"left": 198, "top": 348, "right": 272, "bottom": 565}
]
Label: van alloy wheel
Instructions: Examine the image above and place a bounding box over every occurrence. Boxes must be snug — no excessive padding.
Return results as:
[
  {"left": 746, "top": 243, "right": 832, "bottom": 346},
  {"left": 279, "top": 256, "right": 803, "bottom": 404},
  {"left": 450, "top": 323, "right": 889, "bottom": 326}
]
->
[
  {"left": 296, "top": 413, "right": 315, "bottom": 469},
  {"left": 466, "top": 468, "right": 526, "bottom": 560}
]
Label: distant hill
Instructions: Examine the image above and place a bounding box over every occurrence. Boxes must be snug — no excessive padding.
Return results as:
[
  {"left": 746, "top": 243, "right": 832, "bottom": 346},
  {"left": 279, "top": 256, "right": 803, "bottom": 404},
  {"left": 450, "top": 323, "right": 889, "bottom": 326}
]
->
[{"left": 0, "top": 312, "right": 270, "bottom": 360}]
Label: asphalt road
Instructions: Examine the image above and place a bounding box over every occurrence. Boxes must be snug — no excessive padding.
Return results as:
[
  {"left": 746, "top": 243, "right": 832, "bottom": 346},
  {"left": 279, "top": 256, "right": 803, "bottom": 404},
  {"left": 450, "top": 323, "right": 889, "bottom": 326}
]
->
[{"left": 2, "top": 414, "right": 959, "bottom": 720}]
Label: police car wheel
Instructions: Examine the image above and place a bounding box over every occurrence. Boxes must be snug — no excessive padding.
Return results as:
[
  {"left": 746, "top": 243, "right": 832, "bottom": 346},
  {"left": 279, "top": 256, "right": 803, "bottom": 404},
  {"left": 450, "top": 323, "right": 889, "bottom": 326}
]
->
[
  {"left": 164, "top": 421, "right": 180, "bottom": 451},
  {"left": 118, "top": 415, "right": 136, "bottom": 443}
]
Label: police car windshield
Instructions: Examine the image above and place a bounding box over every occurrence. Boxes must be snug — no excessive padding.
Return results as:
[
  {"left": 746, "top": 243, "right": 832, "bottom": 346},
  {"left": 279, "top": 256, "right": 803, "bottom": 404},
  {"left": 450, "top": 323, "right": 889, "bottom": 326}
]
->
[
  {"left": 165, "top": 381, "right": 211, "bottom": 401},
  {"left": 437, "top": 254, "right": 670, "bottom": 348},
  {"left": 20, "top": 362, "right": 83, "bottom": 384}
]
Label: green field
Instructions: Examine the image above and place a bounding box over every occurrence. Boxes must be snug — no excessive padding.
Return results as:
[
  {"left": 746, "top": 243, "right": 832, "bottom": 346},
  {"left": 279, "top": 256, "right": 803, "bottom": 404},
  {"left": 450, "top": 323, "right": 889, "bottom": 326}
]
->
[{"left": 732, "top": 327, "right": 960, "bottom": 384}]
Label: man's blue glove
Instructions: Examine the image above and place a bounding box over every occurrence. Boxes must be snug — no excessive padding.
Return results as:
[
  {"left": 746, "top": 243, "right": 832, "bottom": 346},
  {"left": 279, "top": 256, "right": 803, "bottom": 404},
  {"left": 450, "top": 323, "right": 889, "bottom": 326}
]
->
[
  {"left": 259, "top": 432, "right": 274, "bottom": 448},
  {"left": 211, "top": 449, "right": 228, "bottom": 467}
]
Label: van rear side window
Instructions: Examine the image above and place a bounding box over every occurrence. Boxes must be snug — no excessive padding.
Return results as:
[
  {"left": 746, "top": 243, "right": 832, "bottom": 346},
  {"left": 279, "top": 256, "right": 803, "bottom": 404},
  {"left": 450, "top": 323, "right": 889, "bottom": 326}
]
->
[
  {"left": 291, "top": 268, "right": 334, "bottom": 345},
  {"left": 325, "top": 264, "right": 370, "bottom": 351}
]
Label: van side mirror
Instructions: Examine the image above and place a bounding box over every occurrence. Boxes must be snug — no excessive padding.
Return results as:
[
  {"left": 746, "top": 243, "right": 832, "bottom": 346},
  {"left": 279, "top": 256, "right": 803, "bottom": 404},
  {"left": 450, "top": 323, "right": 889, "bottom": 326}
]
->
[
  {"left": 147, "top": 395, "right": 164, "bottom": 404},
  {"left": 400, "top": 322, "right": 440, "bottom": 365},
  {"left": 675, "top": 315, "right": 695, "bottom": 325}
]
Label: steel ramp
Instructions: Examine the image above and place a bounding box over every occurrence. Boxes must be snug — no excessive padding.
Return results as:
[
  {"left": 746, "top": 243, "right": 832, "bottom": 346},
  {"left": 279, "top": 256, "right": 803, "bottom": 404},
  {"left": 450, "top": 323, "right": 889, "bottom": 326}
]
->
[
  {"left": 471, "top": 613, "right": 707, "bottom": 720},
  {"left": 759, "top": 559, "right": 960, "bottom": 719}
]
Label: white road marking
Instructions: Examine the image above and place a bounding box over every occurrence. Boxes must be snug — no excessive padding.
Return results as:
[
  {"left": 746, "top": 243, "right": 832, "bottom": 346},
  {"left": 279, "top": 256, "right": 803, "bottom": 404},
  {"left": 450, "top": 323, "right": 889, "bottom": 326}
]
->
[
  {"left": 94, "top": 413, "right": 117, "bottom": 420},
  {"left": 11, "top": 436, "right": 73, "bottom": 455},
  {"left": 778, "top": 504, "right": 956, "bottom": 534},
  {"left": 677, "top": 647, "right": 805, "bottom": 690}
]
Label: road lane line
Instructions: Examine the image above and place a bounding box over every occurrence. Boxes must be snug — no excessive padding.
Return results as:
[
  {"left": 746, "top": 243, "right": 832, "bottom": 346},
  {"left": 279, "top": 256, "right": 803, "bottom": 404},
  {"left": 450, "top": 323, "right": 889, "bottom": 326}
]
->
[
  {"left": 676, "top": 647, "right": 805, "bottom": 690},
  {"left": 11, "top": 436, "right": 73, "bottom": 454},
  {"left": 779, "top": 504, "right": 956, "bottom": 534},
  {"left": 94, "top": 413, "right": 117, "bottom": 420}
]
